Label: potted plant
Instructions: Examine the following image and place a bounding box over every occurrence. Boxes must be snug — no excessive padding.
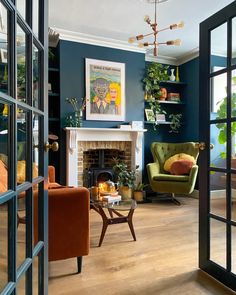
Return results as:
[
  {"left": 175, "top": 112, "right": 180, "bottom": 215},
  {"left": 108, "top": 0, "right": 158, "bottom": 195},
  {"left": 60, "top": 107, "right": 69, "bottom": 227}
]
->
[
  {"left": 113, "top": 159, "right": 138, "bottom": 200},
  {"left": 169, "top": 113, "right": 182, "bottom": 133},
  {"left": 148, "top": 99, "right": 167, "bottom": 130},
  {"left": 143, "top": 62, "right": 169, "bottom": 100},
  {"left": 133, "top": 182, "right": 147, "bottom": 202}
]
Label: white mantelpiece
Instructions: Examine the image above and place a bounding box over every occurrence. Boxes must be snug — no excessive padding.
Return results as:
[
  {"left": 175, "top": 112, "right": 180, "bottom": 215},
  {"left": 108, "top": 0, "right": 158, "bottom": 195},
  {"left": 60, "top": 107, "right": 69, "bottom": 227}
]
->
[{"left": 65, "top": 127, "right": 147, "bottom": 187}]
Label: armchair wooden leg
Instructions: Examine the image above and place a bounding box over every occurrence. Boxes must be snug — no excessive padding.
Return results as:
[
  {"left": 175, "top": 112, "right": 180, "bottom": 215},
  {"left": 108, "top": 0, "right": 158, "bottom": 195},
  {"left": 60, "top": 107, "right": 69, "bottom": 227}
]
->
[
  {"left": 171, "top": 193, "right": 181, "bottom": 206},
  {"left": 77, "top": 256, "right": 83, "bottom": 273}
]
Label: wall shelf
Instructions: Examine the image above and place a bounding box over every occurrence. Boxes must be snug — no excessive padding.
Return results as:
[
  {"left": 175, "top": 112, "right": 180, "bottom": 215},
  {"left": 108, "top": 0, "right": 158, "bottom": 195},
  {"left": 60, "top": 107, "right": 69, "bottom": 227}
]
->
[
  {"left": 144, "top": 121, "right": 171, "bottom": 125},
  {"left": 49, "top": 67, "right": 59, "bottom": 72},
  {"left": 145, "top": 100, "right": 185, "bottom": 105},
  {"left": 49, "top": 92, "right": 60, "bottom": 97},
  {"left": 160, "top": 81, "right": 187, "bottom": 86}
]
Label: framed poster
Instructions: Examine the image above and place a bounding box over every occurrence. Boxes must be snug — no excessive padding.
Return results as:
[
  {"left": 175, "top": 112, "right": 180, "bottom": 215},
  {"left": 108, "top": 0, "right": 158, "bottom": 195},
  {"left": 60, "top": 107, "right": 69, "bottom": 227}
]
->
[{"left": 86, "top": 58, "right": 125, "bottom": 121}]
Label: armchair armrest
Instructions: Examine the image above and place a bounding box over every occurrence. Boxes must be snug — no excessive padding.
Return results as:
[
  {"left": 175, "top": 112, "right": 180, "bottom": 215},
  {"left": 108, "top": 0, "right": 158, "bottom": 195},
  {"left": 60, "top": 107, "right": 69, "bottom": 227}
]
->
[
  {"left": 146, "top": 162, "right": 160, "bottom": 181},
  {"left": 189, "top": 164, "right": 198, "bottom": 184}
]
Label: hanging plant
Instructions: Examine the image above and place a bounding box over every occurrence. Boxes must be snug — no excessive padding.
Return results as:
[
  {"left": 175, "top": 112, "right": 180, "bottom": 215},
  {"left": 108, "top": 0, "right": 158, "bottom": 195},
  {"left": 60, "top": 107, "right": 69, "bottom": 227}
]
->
[
  {"left": 143, "top": 62, "right": 169, "bottom": 99},
  {"left": 169, "top": 113, "right": 182, "bottom": 133}
]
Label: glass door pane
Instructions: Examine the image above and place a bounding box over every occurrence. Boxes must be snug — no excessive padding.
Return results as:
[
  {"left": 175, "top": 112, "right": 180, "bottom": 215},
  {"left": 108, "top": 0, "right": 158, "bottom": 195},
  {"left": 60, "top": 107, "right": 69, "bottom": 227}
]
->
[
  {"left": 232, "top": 17, "right": 236, "bottom": 66},
  {"left": 17, "top": 25, "right": 26, "bottom": 102},
  {"left": 0, "top": 2, "right": 8, "bottom": 95},
  {"left": 210, "top": 22, "right": 227, "bottom": 73}
]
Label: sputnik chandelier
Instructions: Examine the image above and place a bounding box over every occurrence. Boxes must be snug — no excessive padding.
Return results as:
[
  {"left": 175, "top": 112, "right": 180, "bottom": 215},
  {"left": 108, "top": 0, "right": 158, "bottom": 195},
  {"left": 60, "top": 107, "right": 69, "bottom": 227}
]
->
[{"left": 128, "top": 0, "right": 184, "bottom": 56}]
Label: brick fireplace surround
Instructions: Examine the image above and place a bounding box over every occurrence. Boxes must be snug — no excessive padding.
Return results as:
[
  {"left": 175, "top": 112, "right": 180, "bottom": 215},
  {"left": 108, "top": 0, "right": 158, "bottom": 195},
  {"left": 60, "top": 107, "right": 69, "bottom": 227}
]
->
[{"left": 65, "top": 127, "right": 147, "bottom": 187}]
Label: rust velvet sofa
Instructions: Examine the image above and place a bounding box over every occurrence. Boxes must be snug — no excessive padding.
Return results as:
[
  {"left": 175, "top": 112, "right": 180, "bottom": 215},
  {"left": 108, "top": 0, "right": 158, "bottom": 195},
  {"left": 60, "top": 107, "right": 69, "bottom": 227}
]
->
[{"left": 34, "top": 166, "right": 90, "bottom": 274}]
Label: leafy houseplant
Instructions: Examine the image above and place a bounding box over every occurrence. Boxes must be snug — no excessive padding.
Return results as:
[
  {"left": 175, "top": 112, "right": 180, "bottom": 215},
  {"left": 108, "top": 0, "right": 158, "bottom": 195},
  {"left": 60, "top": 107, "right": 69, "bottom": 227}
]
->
[
  {"left": 169, "top": 113, "right": 182, "bottom": 133},
  {"left": 143, "top": 62, "right": 169, "bottom": 99},
  {"left": 113, "top": 159, "right": 138, "bottom": 200},
  {"left": 215, "top": 92, "right": 236, "bottom": 159}
]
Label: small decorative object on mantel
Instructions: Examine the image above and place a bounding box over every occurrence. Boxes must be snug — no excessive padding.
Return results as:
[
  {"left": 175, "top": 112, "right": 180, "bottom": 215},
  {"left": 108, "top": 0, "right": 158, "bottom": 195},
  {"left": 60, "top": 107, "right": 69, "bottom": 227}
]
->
[
  {"left": 65, "top": 97, "right": 85, "bottom": 127},
  {"left": 129, "top": 121, "right": 144, "bottom": 129}
]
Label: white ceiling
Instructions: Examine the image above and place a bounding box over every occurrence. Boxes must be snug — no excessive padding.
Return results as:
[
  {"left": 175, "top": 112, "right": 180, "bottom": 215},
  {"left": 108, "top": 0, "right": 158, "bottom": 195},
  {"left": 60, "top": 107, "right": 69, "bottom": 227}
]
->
[{"left": 49, "top": 0, "right": 235, "bottom": 61}]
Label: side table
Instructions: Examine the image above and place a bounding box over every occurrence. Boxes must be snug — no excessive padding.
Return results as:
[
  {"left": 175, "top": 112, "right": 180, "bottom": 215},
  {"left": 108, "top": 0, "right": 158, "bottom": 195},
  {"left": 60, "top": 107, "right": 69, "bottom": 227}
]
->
[{"left": 91, "top": 199, "right": 137, "bottom": 247}]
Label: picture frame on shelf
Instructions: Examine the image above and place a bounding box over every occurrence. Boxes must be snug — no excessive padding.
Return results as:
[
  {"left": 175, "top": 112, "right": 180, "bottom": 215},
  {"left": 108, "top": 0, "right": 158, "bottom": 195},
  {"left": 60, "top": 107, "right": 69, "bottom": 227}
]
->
[
  {"left": 85, "top": 58, "right": 125, "bottom": 121},
  {"left": 0, "top": 49, "right": 7, "bottom": 63},
  {"left": 145, "top": 109, "right": 155, "bottom": 122}
]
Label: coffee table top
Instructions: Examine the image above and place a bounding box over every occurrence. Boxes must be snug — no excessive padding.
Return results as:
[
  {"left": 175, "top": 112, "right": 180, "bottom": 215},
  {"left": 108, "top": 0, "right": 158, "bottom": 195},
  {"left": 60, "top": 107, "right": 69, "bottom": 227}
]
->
[{"left": 92, "top": 199, "right": 137, "bottom": 211}]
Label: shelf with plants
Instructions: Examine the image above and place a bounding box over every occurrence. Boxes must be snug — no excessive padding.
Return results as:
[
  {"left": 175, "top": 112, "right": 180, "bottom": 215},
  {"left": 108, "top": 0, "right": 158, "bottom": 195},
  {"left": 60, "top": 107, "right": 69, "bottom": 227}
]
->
[
  {"left": 144, "top": 121, "right": 171, "bottom": 125},
  {"left": 143, "top": 62, "right": 186, "bottom": 134}
]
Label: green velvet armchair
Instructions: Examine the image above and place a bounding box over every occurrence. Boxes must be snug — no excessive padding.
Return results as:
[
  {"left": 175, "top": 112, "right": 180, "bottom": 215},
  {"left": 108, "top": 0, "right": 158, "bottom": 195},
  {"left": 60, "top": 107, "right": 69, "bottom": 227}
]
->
[{"left": 146, "top": 142, "right": 199, "bottom": 205}]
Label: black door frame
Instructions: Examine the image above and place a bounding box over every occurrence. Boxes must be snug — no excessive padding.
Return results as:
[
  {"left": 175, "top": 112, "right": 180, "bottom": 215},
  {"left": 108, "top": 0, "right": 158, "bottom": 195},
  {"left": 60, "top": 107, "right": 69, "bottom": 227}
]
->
[
  {"left": 0, "top": 0, "right": 48, "bottom": 294},
  {"left": 199, "top": 1, "right": 236, "bottom": 291}
]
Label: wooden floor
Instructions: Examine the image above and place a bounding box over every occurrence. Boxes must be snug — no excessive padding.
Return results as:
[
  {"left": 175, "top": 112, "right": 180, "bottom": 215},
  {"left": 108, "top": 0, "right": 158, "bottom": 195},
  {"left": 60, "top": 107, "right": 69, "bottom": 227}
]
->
[{"left": 48, "top": 197, "right": 236, "bottom": 295}]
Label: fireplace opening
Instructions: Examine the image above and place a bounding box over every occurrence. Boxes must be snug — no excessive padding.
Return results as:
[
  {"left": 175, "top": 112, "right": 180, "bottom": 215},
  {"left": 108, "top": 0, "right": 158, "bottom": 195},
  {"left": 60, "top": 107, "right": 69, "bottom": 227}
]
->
[{"left": 83, "top": 148, "right": 128, "bottom": 187}]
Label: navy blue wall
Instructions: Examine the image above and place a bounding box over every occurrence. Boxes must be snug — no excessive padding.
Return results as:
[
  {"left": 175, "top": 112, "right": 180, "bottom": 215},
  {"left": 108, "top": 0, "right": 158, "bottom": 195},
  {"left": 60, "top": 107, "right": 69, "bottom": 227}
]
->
[
  {"left": 179, "top": 57, "right": 200, "bottom": 142},
  {"left": 59, "top": 40, "right": 145, "bottom": 128}
]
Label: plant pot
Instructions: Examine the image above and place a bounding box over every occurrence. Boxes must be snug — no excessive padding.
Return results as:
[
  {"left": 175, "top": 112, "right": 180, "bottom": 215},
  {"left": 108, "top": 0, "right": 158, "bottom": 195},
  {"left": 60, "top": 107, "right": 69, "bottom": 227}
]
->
[
  {"left": 119, "top": 186, "right": 132, "bottom": 200},
  {"left": 133, "top": 191, "right": 146, "bottom": 202}
]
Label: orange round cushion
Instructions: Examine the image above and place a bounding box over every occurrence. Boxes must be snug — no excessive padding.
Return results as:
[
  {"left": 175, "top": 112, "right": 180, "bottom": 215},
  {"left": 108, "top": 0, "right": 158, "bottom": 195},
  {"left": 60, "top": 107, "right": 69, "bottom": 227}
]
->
[{"left": 170, "top": 160, "right": 193, "bottom": 175}]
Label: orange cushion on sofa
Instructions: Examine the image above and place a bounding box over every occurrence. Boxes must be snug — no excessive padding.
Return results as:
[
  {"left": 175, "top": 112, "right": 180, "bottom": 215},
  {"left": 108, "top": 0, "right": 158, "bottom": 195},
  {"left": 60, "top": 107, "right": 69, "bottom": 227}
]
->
[
  {"left": 0, "top": 160, "right": 8, "bottom": 193},
  {"left": 170, "top": 160, "right": 193, "bottom": 175}
]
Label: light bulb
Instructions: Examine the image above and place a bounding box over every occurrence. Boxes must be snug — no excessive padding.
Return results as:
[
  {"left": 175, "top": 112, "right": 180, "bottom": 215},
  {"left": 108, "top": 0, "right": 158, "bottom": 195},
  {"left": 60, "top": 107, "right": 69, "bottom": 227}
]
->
[
  {"left": 144, "top": 15, "right": 151, "bottom": 23},
  {"left": 136, "top": 34, "right": 144, "bottom": 41},
  {"left": 174, "top": 39, "right": 181, "bottom": 46},
  {"left": 128, "top": 37, "right": 136, "bottom": 44},
  {"left": 170, "top": 23, "right": 178, "bottom": 30},
  {"left": 138, "top": 43, "right": 144, "bottom": 48},
  {"left": 178, "top": 21, "right": 184, "bottom": 28}
]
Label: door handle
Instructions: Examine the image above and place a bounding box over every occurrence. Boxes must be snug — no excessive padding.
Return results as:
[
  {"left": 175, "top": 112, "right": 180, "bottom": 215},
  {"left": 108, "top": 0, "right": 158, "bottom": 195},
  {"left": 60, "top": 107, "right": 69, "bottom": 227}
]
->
[
  {"left": 196, "top": 142, "right": 206, "bottom": 151},
  {"left": 195, "top": 142, "right": 214, "bottom": 151},
  {"left": 44, "top": 141, "right": 59, "bottom": 152}
]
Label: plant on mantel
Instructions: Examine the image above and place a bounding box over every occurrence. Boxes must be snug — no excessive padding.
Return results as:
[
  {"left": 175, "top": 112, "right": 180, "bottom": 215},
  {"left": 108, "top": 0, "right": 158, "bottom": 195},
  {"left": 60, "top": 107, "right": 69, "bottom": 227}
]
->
[{"left": 65, "top": 97, "right": 85, "bottom": 128}]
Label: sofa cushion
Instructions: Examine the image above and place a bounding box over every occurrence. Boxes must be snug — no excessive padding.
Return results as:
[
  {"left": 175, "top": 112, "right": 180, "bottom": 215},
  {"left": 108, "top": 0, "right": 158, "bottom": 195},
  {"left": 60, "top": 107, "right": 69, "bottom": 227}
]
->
[
  {"left": 0, "top": 160, "right": 8, "bottom": 193},
  {"left": 17, "top": 161, "right": 38, "bottom": 183},
  {"left": 170, "top": 160, "right": 193, "bottom": 175},
  {"left": 153, "top": 174, "right": 189, "bottom": 182},
  {"left": 164, "top": 153, "right": 196, "bottom": 172}
]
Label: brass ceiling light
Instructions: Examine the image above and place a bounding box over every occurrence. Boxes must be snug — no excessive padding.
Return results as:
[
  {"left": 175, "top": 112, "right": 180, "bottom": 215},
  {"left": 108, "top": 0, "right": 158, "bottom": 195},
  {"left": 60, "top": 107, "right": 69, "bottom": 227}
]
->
[{"left": 128, "top": 0, "right": 184, "bottom": 56}]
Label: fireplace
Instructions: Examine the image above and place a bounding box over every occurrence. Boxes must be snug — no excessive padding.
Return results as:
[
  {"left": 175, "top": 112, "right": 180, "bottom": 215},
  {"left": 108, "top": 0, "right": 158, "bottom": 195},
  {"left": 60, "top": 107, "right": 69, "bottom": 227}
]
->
[{"left": 65, "top": 127, "right": 146, "bottom": 187}]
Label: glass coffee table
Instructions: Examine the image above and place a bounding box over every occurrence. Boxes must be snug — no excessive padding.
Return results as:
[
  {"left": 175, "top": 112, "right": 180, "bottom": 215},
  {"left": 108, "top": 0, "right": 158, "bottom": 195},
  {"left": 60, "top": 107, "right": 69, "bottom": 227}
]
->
[{"left": 90, "top": 199, "right": 137, "bottom": 247}]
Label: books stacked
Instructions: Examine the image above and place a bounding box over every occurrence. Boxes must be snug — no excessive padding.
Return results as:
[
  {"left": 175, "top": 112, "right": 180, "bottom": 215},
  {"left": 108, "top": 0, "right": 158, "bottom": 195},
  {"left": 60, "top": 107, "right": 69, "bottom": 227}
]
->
[{"left": 102, "top": 195, "right": 122, "bottom": 203}]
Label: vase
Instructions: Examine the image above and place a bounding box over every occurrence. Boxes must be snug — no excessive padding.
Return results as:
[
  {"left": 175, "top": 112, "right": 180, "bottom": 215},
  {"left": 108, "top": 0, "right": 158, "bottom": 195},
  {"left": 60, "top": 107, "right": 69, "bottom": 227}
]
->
[
  {"left": 176, "top": 66, "right": 180, "bottom": 82},
  {"left": 169, "top": 69, "right": 176, "bottom": 82},
  {"left": 74, "top": 111, "right": 83, "bottom": 127},
  {"left": 66, "top": 111, "right": 83, "bottom": 127}
]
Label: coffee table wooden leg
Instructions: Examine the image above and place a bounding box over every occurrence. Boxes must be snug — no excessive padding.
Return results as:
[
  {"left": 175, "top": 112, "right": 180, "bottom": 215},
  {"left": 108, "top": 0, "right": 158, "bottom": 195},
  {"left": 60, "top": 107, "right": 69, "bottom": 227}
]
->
[
  {"left": 127, "top": 209, "right": 136, "bottom": 241},
  {"left": 99, "top": 221, "right": 108, "bottom": 247}
]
